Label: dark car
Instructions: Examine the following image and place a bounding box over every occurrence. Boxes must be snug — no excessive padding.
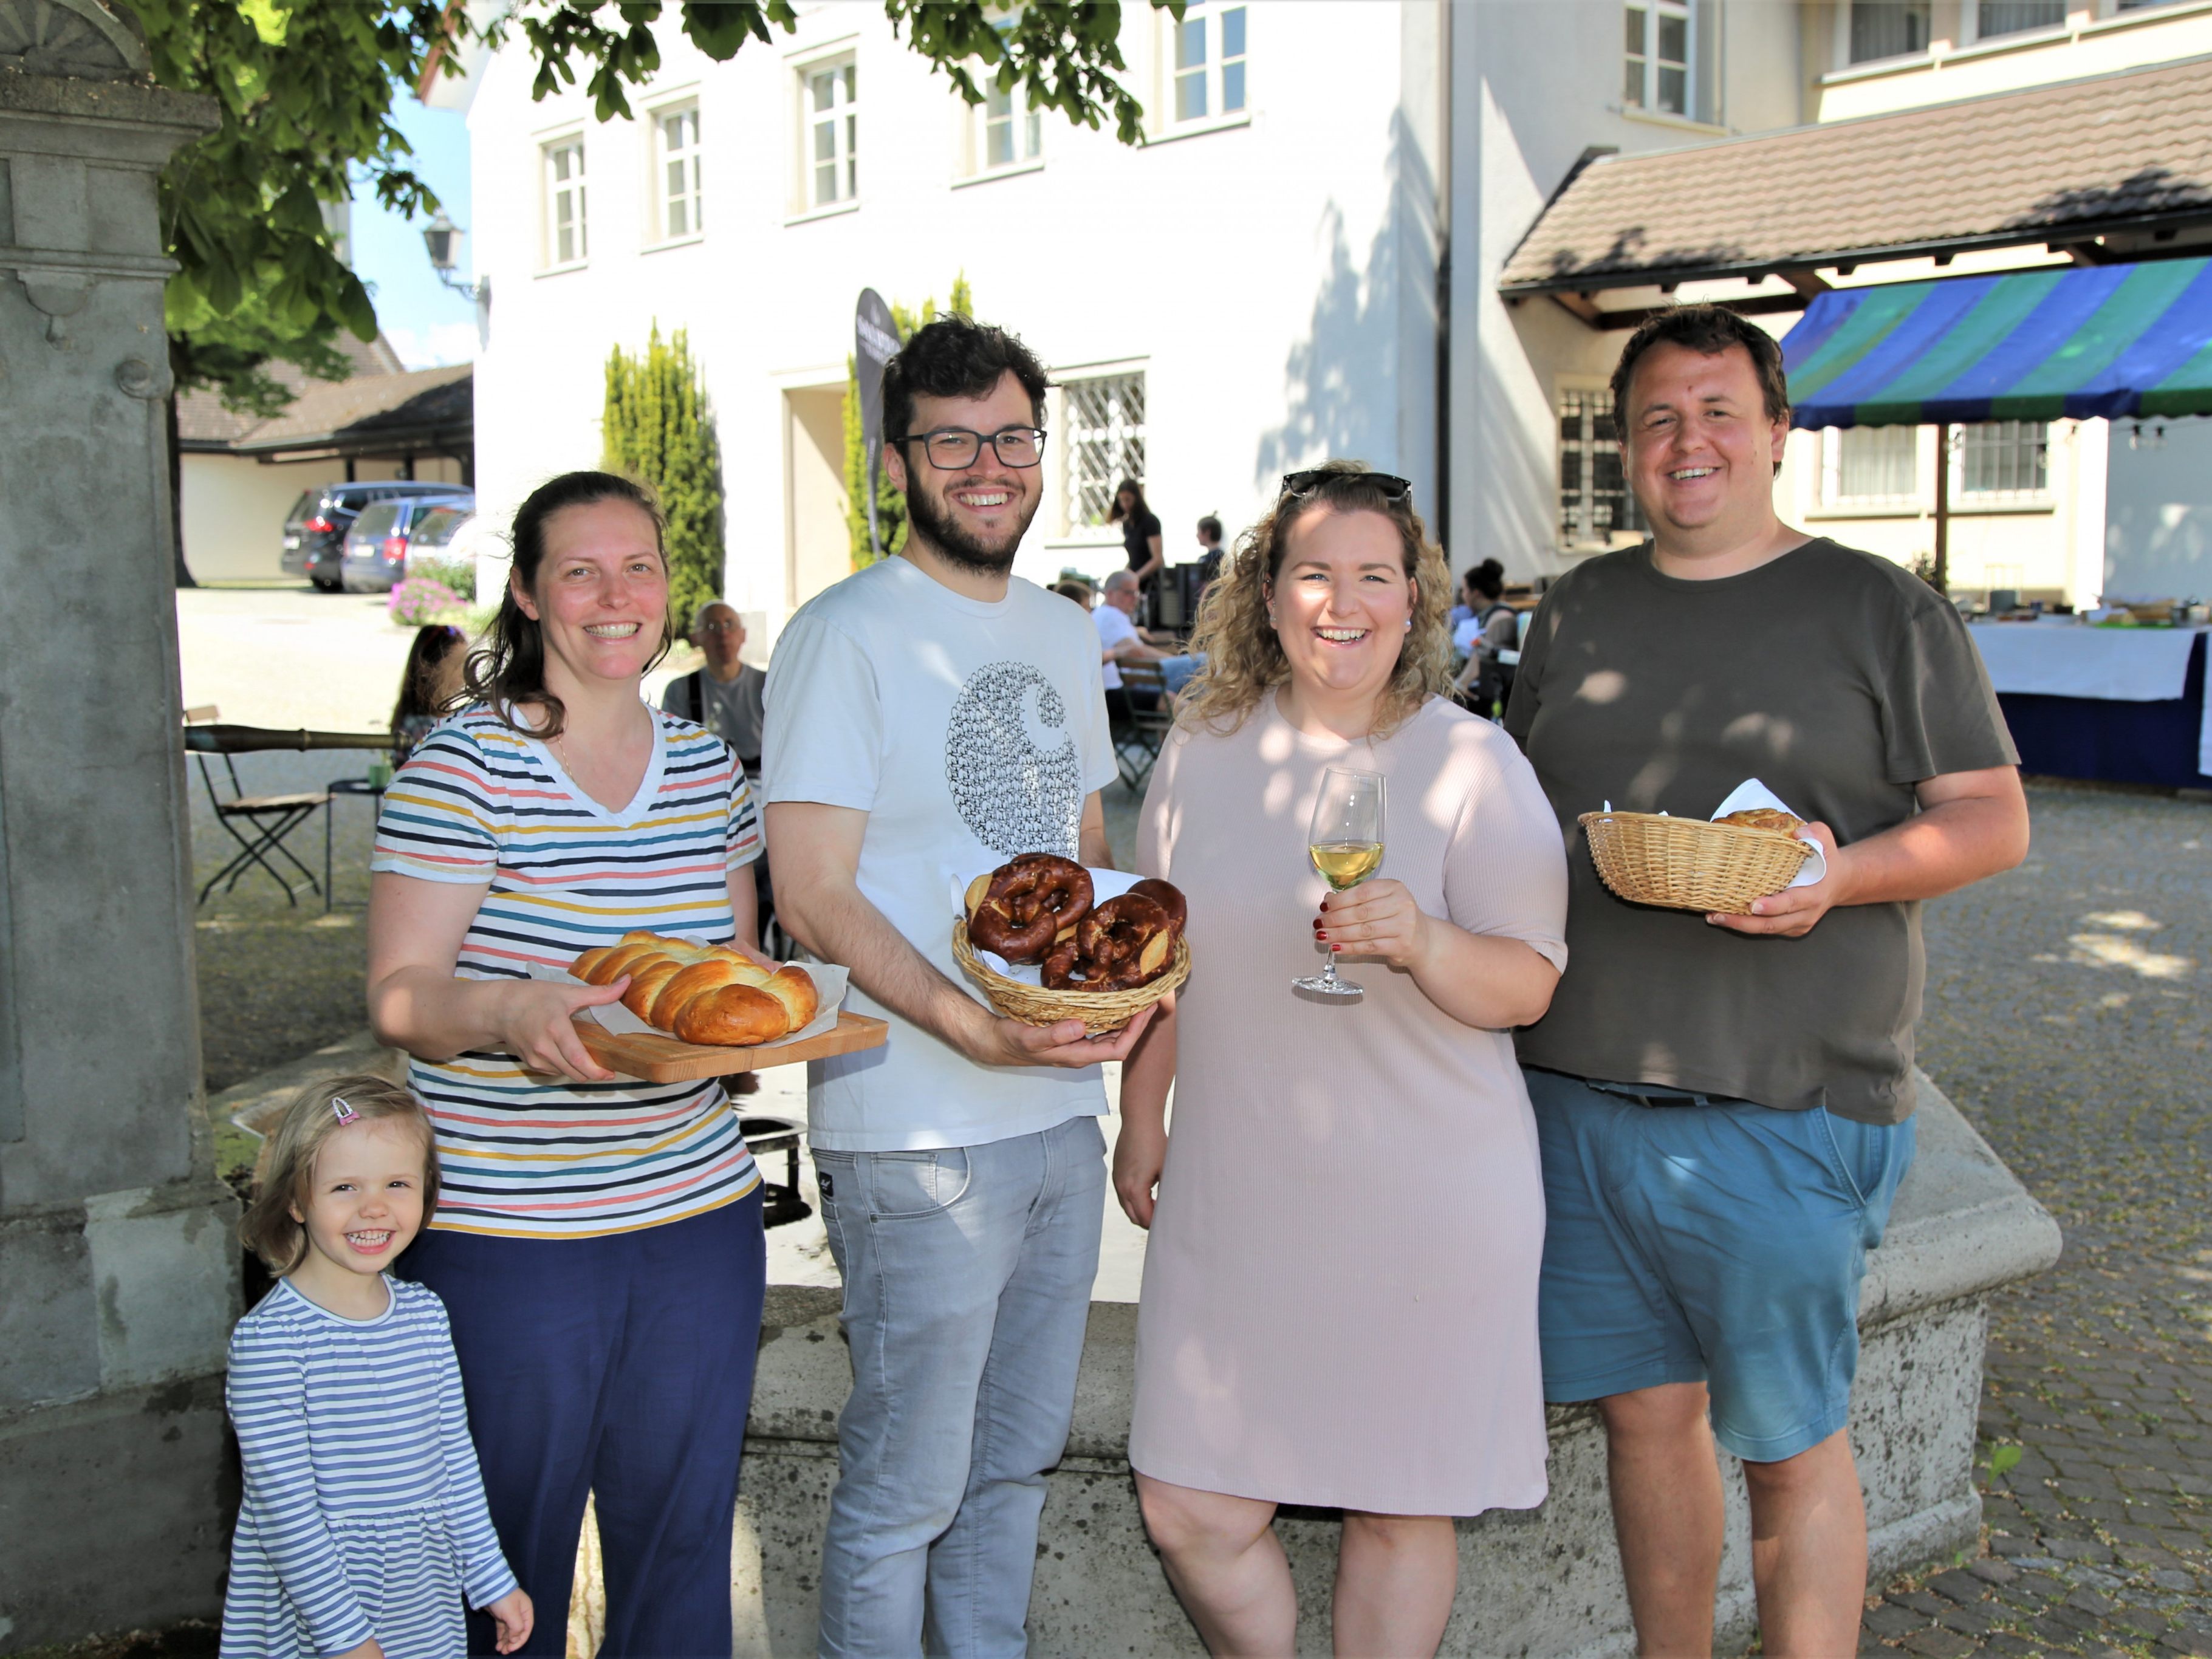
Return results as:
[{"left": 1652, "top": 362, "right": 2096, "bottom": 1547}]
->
[
  {"left": 338, "top": 492, "right": 476, "bottom": 593},
  {"left": 281, "top": 482, "right": 471, "bottom": 591}
]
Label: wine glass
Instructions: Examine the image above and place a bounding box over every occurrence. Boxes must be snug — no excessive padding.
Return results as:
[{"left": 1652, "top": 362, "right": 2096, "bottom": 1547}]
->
[{"left": 1293, "top": 767, "right": 1385, "bottom": 1000}]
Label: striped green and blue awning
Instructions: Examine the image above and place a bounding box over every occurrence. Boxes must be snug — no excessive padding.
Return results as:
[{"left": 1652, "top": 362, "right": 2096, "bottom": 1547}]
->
[{"left": 1782, "top": 256, "right": 2212, "bottom": 429}]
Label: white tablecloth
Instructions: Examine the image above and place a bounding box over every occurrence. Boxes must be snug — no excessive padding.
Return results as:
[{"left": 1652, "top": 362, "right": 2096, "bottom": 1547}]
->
[
  {"left": 1966, "top": 623, "right": 2201, "bottom": 700},
  {"left": 1966, "top": 624, "right": 2212, "bottom": 779}
]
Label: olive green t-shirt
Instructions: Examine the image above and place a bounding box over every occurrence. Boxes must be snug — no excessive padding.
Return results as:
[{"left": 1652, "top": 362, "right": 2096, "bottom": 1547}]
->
[{"left": 1503, "top": 538, "right": 2017, "bottom": 1125}]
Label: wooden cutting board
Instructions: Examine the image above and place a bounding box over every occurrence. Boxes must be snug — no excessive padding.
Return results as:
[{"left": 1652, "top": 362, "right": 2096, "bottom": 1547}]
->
[{"left": 572, "top": 1010, "right": 887, "bottom": 1083}]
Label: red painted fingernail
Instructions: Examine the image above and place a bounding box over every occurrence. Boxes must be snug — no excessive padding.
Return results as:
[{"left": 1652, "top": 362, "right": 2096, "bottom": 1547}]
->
[{"left": 1317, "top": 930, "right": 1328, "bottom": 941}]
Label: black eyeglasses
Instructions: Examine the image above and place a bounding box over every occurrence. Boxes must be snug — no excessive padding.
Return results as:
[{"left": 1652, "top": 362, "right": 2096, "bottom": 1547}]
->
[
  {"left": 894, "top": 426, "right": 1049, "bottom": 470},
  {"left": 1279, "top": 469, "right": 1414, "bottom": 504}
]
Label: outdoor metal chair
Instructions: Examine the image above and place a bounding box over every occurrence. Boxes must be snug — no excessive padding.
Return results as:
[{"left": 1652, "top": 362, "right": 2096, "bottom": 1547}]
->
[
  {"left": 1113, "top": 661, "right": 1176, "bottom": 793},
  {"left": 196, "top": 753, "right": 330, "bottom": 908},
  {"left": 740, "top": 1115, "right": 813, "bottom": 1229}
]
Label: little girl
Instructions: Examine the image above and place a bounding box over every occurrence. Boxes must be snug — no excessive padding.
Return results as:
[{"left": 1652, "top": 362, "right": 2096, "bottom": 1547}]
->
[{"left": 222, "top": 1075, "right": 533, "bottom": 1658}]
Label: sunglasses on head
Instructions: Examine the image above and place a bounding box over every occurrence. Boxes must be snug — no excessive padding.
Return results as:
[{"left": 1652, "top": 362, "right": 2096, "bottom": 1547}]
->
[{"left": 1279, "top": 469, "right": 1415, "bottom": 504}]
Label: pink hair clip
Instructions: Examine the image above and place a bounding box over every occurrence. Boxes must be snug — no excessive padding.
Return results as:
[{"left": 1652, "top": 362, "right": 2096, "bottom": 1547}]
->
[{"left": 331, "top": 1097, "right": 360, "bottom": 1126}]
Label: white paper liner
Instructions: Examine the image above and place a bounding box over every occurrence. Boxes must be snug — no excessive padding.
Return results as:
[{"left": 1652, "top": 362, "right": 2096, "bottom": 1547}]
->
[
  {"left": 948, "top": 863, "right": 1141, "bottom": 987},
  {"left": 526, "top": 952, "right": 849, "bottom": 1045},
  {"left": 1708, "top": 778, "right": 1826, "bottom": 888}
]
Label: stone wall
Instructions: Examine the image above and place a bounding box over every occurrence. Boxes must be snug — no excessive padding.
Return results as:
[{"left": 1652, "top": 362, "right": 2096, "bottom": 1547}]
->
[{"left": 727, "top": 1077, "right": 2060, "bottom": 1658}]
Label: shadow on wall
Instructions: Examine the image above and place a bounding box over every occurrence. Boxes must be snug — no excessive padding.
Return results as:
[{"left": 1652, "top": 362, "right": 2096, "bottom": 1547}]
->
[{"left": 1253, "top": 109, "right": 1434, "bottom": 517}]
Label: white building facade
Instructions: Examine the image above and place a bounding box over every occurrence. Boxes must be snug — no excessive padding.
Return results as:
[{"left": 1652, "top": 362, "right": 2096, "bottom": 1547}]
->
[{"left": 442, "top": 0, "right": 2212, "bottom": 632}]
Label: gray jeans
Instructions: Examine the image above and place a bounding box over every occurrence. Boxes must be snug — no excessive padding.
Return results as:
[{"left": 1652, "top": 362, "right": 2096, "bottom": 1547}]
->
[{"left": 812, "top": 1113, "right": 1107, "bottom": 1658}]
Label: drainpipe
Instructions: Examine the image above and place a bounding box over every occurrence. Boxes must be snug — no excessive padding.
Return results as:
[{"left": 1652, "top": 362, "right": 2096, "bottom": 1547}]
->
[{"left": 1434, "top": 0, "right": 1452, "bottom": 549}]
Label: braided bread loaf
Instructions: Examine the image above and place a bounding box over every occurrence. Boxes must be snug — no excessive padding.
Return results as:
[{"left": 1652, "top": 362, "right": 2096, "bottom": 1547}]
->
[{"left": 570, "top": 931, "right": 820, "bottom": 1046}]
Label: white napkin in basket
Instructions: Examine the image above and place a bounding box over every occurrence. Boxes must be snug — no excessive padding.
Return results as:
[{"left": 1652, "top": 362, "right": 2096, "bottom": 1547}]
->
[{"left": 1710, "top": 779, "right": 1826, "bottom": 889}]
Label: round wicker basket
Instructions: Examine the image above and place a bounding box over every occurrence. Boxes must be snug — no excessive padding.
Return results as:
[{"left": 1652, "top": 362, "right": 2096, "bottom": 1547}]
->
[
  {"left": 1578, "top": 810, "right": 1815, "bottom": 915},
  {"left": 951, "top": 920, "right": 1190, "bottom": 1035}
]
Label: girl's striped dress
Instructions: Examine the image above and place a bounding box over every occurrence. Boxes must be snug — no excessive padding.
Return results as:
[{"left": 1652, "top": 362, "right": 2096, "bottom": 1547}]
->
[
  {"left": 370, "top": 705, "right": 763, "bottom": 1238},
  {"left": 220, "top": 1278, "right": 516, "bottom": 1656}
]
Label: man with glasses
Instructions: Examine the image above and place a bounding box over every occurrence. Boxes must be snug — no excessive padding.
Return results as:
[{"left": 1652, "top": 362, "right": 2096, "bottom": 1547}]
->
[
  {"left": 663, "top": 601, "right": 765, "bottom": 779},
  {"left": 764, "top": 314, "right": 1150, "bottom": 1657}
]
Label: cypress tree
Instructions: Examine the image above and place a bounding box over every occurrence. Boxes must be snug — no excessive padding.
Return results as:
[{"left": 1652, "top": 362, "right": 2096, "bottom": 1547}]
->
[
  {"left": 843, "top": 275, "right": 973, "bottom": 569},
  {"left": 604, "top": 324, "right": 725, "bottom": 629}
]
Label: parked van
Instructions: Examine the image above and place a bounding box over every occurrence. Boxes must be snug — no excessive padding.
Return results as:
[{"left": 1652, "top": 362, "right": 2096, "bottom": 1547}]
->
[
  {"left": 338, "top": 492, "right": 475, "bottom": 593},
  {"left": 281, "top": 482, "right": 471, "bottom": 591}
]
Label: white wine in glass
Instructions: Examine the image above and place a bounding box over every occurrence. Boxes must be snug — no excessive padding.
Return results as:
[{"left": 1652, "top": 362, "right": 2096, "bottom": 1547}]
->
[{"left": 1295, "top": 767, "right": 1385, "bottom": 999}]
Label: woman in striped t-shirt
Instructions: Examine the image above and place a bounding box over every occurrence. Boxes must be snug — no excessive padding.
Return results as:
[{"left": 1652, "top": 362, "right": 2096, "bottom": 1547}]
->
[{"left": 367, "top": 471, "right": 766, "bottom": 1655}]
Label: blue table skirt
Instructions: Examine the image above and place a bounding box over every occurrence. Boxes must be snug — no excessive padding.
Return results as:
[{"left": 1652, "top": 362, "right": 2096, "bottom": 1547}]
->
[{"left": 1998, "top": 633, "right": 2211, "bottom": 790}]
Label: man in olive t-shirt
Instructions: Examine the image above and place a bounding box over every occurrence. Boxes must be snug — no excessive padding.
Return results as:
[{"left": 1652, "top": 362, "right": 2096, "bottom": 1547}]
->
[{"left": 1505, "top": 306, "right": 2027, "bottom": 1657}]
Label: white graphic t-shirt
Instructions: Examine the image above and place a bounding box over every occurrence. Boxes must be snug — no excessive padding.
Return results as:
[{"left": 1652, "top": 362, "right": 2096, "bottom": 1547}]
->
[{"left": 763, "top": 554, "right": 1118, "bottom": 1151}]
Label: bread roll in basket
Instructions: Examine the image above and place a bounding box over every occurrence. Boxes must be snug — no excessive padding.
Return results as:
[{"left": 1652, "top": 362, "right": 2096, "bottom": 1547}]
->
[{"left": 571, "top": 931, "right": 820, "bottom": 1045}]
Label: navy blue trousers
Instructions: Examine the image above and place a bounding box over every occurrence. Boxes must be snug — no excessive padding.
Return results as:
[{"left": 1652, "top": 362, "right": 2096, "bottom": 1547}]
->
[{"left": 401, "top": 1192, "right": 766, "bottom": 1657}]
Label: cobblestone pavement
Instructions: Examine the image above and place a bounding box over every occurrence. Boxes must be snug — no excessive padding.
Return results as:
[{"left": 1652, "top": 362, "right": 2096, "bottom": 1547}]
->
[{"left": 1859, "top": 781, "right": 2212, "bottom": 1657}]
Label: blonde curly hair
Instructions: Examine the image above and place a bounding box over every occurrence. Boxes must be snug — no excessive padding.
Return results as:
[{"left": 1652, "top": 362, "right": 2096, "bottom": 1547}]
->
[{"left": 1177, "top": 461, "right": 1454, "bottom": 738}]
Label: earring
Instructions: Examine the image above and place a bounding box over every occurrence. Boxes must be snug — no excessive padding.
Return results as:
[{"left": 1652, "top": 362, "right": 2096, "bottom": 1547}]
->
[{"left": 1403, "top": 618, "right": 1412, "bottom": 631}]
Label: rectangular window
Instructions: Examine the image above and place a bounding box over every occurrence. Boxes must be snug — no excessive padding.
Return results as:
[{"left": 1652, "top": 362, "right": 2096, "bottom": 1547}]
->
[
  {"left": 1172, "top": 0, "right": 1247, "bottom": 126},
  {"left": 1064, "top": 373, "right": 1146, "bottom": 530},
  {"left": 1558, "top": 389, "right": 1646, "bottom": 548},
  {"left": 1977, "top": 0, "right": 2066, "bottom": 35},
  {"left": 1623, "top": 0, "right": 1690, "bottom": 114},
  {"left": 806, "top": 58, "right": 858, "bottom": 208},
  {"left": 543, "top": 137, "right": 586, "bottom": 267},
  {"left": 656, "top": 105, "right": 702, "bottom": 241},
  {"left": 983, "top": 79, "right": 1043, "bottom": 170},
  {"left": 1957, "top": 421, "right": 2049, "bottom": 497},
  {"left": 1850, "top": 1, "right": 1931, "bottom": 63},
  {"left": 1824, "top": 426, "right": 1919, "bottom": 503}
]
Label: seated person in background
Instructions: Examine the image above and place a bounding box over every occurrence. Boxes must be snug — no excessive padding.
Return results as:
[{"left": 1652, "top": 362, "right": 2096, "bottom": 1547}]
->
[
  {"left": 664, "top": 602, "right": 776, "bottom": 1066},
  {"left": 663, "top": 601, "right": 765, "bottom": 780},
  {"left": 1451, "top": 558, "right": 1519, "bottom": 717},
  {"left": 1194, "top": 513, "right": 1227, "bottom": 589},
  {"left": 389, "top": 623, "right": 467, "bottom": 765},
  {"left": 1052, "top": 579, "right": 1097, "bottom": 609},
  {"left": 1096, "top": 569, "right": 1174, "bottom": 728}
]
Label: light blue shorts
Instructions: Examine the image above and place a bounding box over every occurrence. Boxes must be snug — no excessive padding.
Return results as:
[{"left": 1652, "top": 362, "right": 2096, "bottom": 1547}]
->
[{"left": 1526, "top": 1067, "right": 1915, "bottom": 1463}]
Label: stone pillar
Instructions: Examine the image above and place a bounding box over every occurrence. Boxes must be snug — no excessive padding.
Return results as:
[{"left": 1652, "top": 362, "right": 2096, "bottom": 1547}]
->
[{"left": 0, "top": 4, "right": 233, "bottom": 1647}]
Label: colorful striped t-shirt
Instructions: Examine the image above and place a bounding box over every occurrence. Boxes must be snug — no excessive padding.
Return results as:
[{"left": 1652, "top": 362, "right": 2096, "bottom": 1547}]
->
[{"left": 370, "top": 704, "right": 762, "bottom": 1237}]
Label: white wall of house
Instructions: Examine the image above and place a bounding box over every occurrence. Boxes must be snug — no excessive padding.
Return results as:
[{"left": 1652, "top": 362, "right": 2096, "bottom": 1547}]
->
[
  {"left": 453, "top": 0, "right": 2190, "bottom": 614},
  {"left": 1778, "top": 417, "right": 2108, "bottom": 603},
  {"left": 1447, "top": 1, "right": 1810, "bottom": 583},
  {"left": 464, "top": 2, "right": 1448, "bottom": 645},
  {"left": 180, "top": 454, "right": 464, "bottom": 582},
  {"left": 2104, "top": 414, "right": 2212, "bottom": 604}
]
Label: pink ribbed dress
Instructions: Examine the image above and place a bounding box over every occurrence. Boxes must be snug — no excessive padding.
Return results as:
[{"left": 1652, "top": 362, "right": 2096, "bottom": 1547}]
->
[{"left": 1128, "top": 693, "right": 1569, "bottom": 1516}]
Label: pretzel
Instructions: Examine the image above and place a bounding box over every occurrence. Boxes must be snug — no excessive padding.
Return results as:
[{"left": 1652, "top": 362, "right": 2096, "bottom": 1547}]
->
[
  {"left": 570, "top": 930, "right": 819, "bottom": 1046},
  {"left": 964, "top": 853, "right": 1095, "bottom": 965},
  {"left": 1041, "top": 893, "right": 1176, "bottom": 991},
  {"left": 1126, "top": 878, "right": 1187, "bottom": 944}
]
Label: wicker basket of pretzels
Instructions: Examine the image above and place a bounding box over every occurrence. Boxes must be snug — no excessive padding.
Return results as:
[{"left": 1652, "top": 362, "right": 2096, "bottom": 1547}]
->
[
  {"left": 953, "top": 854, "right": 1191, "bottom": 1035},
  {"left": 1578, "top": 807, "right": 1815, "bottom": 915}
]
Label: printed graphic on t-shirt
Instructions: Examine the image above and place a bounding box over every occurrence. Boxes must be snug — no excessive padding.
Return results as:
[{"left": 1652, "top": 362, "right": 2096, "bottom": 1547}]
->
[{"left": 944, "top": 660, "right": 1084, "bottom": 858}]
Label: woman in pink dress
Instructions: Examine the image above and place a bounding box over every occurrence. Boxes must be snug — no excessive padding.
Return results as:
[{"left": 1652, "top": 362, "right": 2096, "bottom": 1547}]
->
[{"left": 1115, "top": 463, "right": 1569, "bottom": 1656}]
